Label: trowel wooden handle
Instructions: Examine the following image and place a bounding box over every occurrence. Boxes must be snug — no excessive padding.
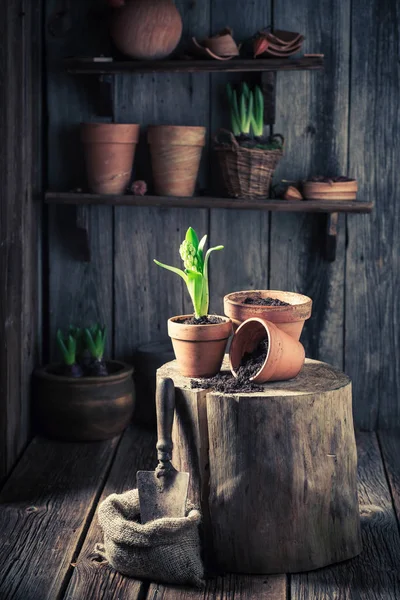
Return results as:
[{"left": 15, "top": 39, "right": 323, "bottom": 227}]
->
[{"left": 156, "top": 377, "right": 175, "bottom": 464}]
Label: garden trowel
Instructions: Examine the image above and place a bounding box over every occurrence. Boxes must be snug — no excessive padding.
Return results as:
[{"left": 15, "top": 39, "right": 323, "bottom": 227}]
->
[{"left": 137, "top": 377, "right": 189, "bottom": 523}]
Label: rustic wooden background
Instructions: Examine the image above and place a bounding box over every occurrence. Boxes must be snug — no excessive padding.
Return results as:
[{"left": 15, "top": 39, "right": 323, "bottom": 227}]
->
[{"left": 45, "top": 0, "right": 400, "bottom": 431}]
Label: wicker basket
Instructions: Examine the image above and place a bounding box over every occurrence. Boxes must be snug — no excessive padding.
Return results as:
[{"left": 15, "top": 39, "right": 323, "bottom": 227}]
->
[{"left": 214, "top": 130, "right": 284, "bottom": 198}]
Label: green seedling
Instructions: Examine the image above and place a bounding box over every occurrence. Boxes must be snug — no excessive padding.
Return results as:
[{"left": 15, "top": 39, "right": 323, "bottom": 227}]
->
[
  {"left": 154, "top": 227, "right": 223, "bottom": 319},
  {"left": 84, "top": 324, "right": 108, "bottom": 376},
  {"left": 56, "top": 329, "right": 83, "bottom": 378}
]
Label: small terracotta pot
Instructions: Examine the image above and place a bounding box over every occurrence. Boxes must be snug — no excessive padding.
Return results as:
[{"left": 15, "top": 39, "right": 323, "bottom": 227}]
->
[
  {"left": 229, "top": 318, "right": 305, "bottom": 383},
  {"left": 224, "top": 290, "right": 312, "bottom": 340},
  {"left": 168, "top": 315, "right": 233, "bottom": 378},
  {"left": 81, "top": 123, "right": 140, "bottom": 194},
  {"left": 148, "top": 126, "right": 206, "bottom": 197}
]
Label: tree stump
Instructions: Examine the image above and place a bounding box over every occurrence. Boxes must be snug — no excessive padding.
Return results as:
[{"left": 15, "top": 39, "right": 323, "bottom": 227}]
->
[{"left": 157, "top": 356, "right": 362, "bottom": 574}]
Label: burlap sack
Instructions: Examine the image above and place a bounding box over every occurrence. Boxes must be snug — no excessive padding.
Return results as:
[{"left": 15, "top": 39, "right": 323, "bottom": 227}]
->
[{"left": 96, "top": 489, "right": 204, "bottom": 587}]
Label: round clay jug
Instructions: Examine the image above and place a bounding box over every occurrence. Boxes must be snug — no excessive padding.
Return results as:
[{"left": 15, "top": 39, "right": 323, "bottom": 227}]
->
[{"left": 110, "top": 0, "right": 183, "bottom": 60}]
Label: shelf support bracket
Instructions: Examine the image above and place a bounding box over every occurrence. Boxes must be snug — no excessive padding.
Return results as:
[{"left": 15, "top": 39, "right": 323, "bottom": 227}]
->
[
  {"left": 325, "top": 212, "right": 339, "bottom": 262},
  {"left": 76, "top": 205, "right": 91, "bottom": 262},
  {"left": 261, "top": 71, "right": 277, "bottom": 125}
]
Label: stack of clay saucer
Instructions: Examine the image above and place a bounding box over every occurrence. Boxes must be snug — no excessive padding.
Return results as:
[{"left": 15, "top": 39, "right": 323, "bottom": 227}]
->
[
  {"left": 191, "top": 28, "right": 240, "bottom": 61},
  {"left": 254, "top": 29, "right": 304, "bottom": 58}
]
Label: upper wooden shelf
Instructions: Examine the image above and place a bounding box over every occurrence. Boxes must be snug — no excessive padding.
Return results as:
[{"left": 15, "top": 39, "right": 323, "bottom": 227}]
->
[
  {"left": 45, "top": 192, "right": 372, "bottom": 214},
  {"left": 64, "top": 56, "right": 324, "bottom": 75}
]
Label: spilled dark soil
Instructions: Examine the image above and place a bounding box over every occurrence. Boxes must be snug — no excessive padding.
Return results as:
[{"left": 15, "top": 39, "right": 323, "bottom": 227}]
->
[{"left": 190, "top": 338, "right": 269, "bottom": 393}]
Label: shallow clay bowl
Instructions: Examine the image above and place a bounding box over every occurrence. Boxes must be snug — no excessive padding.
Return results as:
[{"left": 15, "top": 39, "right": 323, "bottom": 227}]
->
[
  {"left": 224, "top": 290, "right": 312, "bottom": 340},
  {"left": 303, "top": 179, "right": 358, "bottom": 200}
]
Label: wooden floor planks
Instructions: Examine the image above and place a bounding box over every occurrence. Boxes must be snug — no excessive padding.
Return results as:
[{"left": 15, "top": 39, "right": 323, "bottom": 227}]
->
[
  {"left": 1, "top": 429, "right": 400, "bottom": 599},
  {"left": 63, "top": 426, "right": 156, "bottom": 600},
  {"left": 0, "top": 435, "right": 119, "bottom": 600},
  {"left": 378, "top": 431, "right": 400, "bottom": 530},
  {"left": 147, "top": 574, "right": 287, "bottom": 600}
]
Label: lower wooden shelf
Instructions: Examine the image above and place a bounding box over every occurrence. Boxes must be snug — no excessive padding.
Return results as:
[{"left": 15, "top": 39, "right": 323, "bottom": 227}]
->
[
  {"left": 45, "top": 192, "right": 373, "bottom": 214},
  {"left": 45, "top": 192, "right": 373, "bottom": 263}
]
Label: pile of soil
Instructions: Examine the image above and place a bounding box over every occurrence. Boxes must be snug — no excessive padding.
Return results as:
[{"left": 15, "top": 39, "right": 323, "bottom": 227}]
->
[
  {"left": 243, "top": 296, "right": 289, "bottom": 307},
  {"left": 238, "top": 338, "right": 269, "bottom": 378},
  {"left": 191, "top": 373, "right": 263, "bottom": 393},
  {"left": 307, "top": 175, "right": 355, "bottom": 183},
  {"left": 177, "top": 315, "right": 224, "bottom": 325},
  {"left": 236, "top": 133, "right": 283, "bottom": 151},
  {"left": 190, "top": 338, "right": 269, "bottom": 393}
]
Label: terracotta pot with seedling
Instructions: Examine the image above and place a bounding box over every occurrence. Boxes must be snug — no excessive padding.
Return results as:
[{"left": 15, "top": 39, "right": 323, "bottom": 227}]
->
[
  {"left": 154, "top": 227, "right": 232, "bottom": 377},
  {"left": 33, "top": 325, "right": 135, "bottom": 441},
  {"left": 214, "top": 82, "right": 284, "bottom": 198}
]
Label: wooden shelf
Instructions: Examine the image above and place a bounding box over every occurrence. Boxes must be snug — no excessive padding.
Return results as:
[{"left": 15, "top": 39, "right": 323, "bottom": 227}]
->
[
  {"left": 64, "top": 56, "right": 324, "bottom": 75},
  {"left": 45, "top": 192, "right": 373, "bottom": 214}
]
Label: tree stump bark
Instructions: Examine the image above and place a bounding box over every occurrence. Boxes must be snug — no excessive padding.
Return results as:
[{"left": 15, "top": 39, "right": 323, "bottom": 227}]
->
[{"left": 157, "top": 356, "right": 362, "bottom": 574}]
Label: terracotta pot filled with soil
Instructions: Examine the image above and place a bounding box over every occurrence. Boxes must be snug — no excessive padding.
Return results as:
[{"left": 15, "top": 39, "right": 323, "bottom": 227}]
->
[
  {"left": 81, "top": 123, "right": 140, "bottom": 194},
  {"left": 33, "top": 360, "right": 135, "bottom": 441},
  {"left": 229, "top": 318, "right": 305, "bottom": 383},
  {"left": 148, "top": 126, "right": 206, "bottom": 197},
  {"left": 110, "top": 0, "right": 183, "bottom": 60},
  {"left": 224, "top": 290, "right": 312, "bottom": 340},
  {"left": 167, "top": 315, "right": 232, "bottom": 378},
  {"left": 303, "top": 176, "right": 358, "bottom": 200}
]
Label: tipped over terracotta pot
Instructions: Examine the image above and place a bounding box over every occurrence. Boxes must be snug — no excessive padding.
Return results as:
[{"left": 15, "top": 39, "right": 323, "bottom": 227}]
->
[
  {"left": 224, "top": 290, "right": 312, "bottom": 340},
  {"left": 81, "top": 123, "right": 140, "bottom": 194},
  {"left": 168, "top": 315, "right": 232, "bottom": 378},
  {"left": 229, "top": 318, "right": 305, "bottom": 383}
]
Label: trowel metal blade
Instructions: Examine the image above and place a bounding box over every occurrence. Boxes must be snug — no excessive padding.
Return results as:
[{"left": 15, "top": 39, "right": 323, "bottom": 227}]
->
[{"left": 137, "top": 469, "right": 189, "bottom": 524}]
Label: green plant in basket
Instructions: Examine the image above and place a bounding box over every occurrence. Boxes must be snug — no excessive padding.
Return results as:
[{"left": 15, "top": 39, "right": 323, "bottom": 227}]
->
[
  {"left": 154, "top": 227, "right": 223, "bottom": 319},
  {"left": 226, "top": 82, "right": 284, "bottom": 150}
]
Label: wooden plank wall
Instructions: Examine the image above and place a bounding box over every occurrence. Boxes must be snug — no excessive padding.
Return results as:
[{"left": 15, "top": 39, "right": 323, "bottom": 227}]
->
[
  {"left": 45, "top": 0, "right": 400, "bottom": 430},
  {"left": 0, "top": 1, "right": 42, "bottom": 480}
]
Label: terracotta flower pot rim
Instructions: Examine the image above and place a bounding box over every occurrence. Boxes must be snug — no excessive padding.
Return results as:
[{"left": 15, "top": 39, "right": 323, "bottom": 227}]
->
[
  {"left": 224, "top": 290, "right": 312, "bottom": 313},
  {"left": 230, "top": 317, "right": 272, "bottom": 381},
  {"left": 81, "top": 123, "right": 140, "bottom": 144},
  {"left": 168, "top": 315, "right": 232, "bottom": 342},
  {"left": 148, "top": 125, "right": 206, "bottom": 147},
  {"left": 34, "top": 360, "right": 134, "bottom": 385}
]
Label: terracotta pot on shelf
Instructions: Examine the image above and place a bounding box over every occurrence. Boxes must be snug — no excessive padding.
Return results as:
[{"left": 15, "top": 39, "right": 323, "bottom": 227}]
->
[
  {"left": 224, "top": 290, "right": 312, "bottom": 340},
  {"left": 81, "top": 123, "right": 140, "bottom": 194},
  {"left": 33, "top": 361, "right": 135, "bottom": 441},
  {"left": 229, "top": 318, "right": 305, "bottom": 383},
  {"left": 148, "top": 126, "right": 206, "bottom": 197},
  {"left": 303, "top": 179, "right": 358, "bottom": 200},
  {"left": 168, "top": 315, "right": 232, "bottom": 378},
  {"left": 110, "top": 0, "right": 182, "bottom": 60}
]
